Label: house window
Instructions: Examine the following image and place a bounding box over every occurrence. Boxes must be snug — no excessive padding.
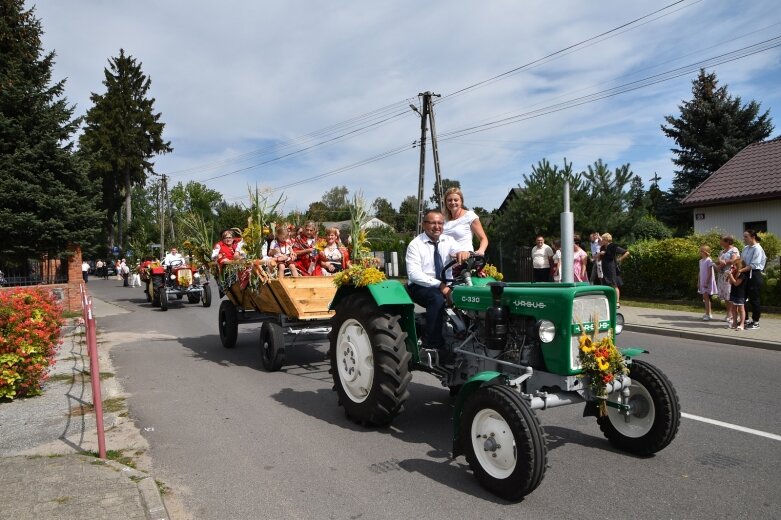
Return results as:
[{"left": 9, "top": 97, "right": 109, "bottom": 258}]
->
[{"left": 743, "top": 220, "right": 767, "bottom": 233}]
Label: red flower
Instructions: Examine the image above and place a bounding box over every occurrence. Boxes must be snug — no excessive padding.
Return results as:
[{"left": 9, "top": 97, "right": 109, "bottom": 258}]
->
[{"left": 602, "top": 373, "right": 614, "bottom": 383}]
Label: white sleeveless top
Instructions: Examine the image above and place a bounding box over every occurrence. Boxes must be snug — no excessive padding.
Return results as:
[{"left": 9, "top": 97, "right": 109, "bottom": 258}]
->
[{"left": 443, "top": 209, "right": 479, "bottom": 252}]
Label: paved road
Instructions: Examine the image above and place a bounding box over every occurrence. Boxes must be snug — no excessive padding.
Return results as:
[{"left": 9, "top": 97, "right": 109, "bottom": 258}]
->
[{"left": 89, "top": 280, "right": 781, "bottom": 520}]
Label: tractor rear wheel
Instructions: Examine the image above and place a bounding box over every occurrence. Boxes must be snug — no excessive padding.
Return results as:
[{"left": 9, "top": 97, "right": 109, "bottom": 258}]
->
[
  {"left": 259, "top": 322, "right": 285, "bottom": 371},
  {"left": 160, "top": 289, "right": 169, "bottom": 311},
  {"left": 201, "top": 284, "right": 212, "bottom": 308},
  {"left": 460, "top": 385, "right": 547, "bottom": 501},
  {"left": 328, "top": 292, "right": 411, "bottom": 427},
  {"left": 145, "top": 282, "right": 152, "bottom": 303},
  {"left": 597, "top": 359, "right": 680, "bottom": 455},
  {"left": 218, "top": 300, "right": 238, "bottom": 348}
]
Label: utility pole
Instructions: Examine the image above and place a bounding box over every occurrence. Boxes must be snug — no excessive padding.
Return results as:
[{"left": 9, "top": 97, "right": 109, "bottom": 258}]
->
[
  {"left": 413, "top": 91, "right": 443, "bottom": 235},
  {"left": 159, "top": 173, "right": 166, "bottom": 259}
]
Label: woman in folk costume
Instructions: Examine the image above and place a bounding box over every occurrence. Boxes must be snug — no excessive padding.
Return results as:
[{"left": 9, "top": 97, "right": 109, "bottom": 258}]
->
[
  {"left": 292, "top": 221, "right": 322, "bottom": 276},
  {"left": 318, "top": 227, "right": 351, "bottom": 275}
]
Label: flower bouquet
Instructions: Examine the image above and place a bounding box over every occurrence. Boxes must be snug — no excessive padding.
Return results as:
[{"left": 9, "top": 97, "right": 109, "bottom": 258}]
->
[
  {"left": 332, "top": 192, "right": 386, "bottom": 289},
  {"left": 577, "top": 317, "right": 629, "bottom": 416}
]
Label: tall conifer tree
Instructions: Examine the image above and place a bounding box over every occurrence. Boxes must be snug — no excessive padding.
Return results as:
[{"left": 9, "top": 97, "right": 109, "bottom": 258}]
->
[
  {"left": 0, "top": 0, "right": 102, "bottom": 266},
  {"left": 662, "top": 69, "right": 773, "bottom": 201},
  {"left": 80, "top": 49, "right": 172, "bottom": 248}
]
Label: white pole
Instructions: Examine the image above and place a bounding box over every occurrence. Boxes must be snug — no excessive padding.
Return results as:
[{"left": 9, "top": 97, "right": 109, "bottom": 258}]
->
[{"left": 561, "top": 180, "right": 574, "bottom": 283}]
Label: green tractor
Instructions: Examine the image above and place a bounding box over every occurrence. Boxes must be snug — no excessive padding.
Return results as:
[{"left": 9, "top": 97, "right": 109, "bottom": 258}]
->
[{"left": 328, "top": 255, "right": 680, "bottom": 501}]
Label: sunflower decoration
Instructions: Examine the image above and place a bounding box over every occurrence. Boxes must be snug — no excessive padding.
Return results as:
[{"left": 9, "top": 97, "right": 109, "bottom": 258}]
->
[{"left": 577, "top": 313, "right": 629, "bottom": 416}]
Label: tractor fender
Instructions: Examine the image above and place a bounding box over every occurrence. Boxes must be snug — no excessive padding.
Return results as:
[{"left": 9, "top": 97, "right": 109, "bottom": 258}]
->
[
  {"left": 620, "top": 347, "right": 649, "bottom": 358},
  {"left": 452, "top": 371, "right": 505, "bottom": 457},
  {"left": 330, "top": 282, "right": 419, "bottom": 358}
]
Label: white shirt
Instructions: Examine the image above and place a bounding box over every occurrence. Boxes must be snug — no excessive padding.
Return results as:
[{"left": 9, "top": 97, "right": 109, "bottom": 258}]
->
[
  {"left": 532, "top": 244, "right": 553, "bottom": 269},
  {"left": 81, "top": 262, "right": 90, "bottom": 272},
  {"left": 443, "top": 210, "right": 479, "bottom": 252},
  {"left": 742, "top": 243, "right": 766, "bottom": 271},
  {"left": 406, "top": 232, "right": 462, "bottom": 288},
  {"left": 163, "top": 252, "right": 184, "bottom": 266}
]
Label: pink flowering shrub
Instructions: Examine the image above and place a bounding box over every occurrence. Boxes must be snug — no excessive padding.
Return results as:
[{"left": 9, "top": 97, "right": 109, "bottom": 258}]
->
[{"left": 0, "top": 288, "right": 63, "bottom": 399}]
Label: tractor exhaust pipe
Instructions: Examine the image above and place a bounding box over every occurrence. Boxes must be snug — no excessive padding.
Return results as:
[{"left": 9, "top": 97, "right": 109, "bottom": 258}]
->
[{"left": 561, "top": 180, "right": 574, "bottom": 283}]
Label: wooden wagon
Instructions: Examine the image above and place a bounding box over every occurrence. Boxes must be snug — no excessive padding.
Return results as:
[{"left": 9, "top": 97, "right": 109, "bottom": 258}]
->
[{"left": 218, "top": 276, "right": 337, "bottom": 371}]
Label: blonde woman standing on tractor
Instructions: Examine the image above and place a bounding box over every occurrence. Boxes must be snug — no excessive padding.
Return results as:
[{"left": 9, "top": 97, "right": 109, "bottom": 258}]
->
[{"left": 443, "top": 187, "right": 488, "bottom": 256}]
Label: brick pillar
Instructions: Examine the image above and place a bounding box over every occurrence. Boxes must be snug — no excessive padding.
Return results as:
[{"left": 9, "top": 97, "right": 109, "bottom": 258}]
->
[{"left": 66, "top": 244, "right": 84, "bottom": 312}]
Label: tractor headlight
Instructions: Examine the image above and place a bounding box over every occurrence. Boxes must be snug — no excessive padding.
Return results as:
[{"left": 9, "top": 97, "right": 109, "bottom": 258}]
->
[
  {"left": 615, "top": 313, "right": 624, "bottom": 335},
  {"left": 194, "top": 272, "right": 200, "bottom": 279},
  {"left": 536, "top": 320, "right": 556, "bottom": 343},
  {"left": 170, "top": 274, "right": 176, "bottom": 280}
]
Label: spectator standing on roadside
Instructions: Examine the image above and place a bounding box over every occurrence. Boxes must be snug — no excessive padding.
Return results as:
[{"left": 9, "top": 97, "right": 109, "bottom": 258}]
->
[
  {"left": 697, "top": 245, "right": 717, "bottom": 321},
  {"left": 81, "top": 260, "right": 89, "bottom": 283},
  {"left": 727, "top": 259, "right": 748, "bottom": 330},
  {"left": 115, "top": 259, "right": 122, "bottom": 281},
  {"left": 739, "top": 229, "right": 766, "bottom": 330},
  {"left": 599, "top": 233, "right": 629, "bottom": 307},
  {"left": 551, "top": 240, "right": 562, "bottom": 282},
  {"left": 716, "top": 235, "right": 740, "bottom": 324},
  {"left": 120, "top": 258, "right": 130, "bottom": 287},
  {"left": 573, "top": 235, "right": 589, "bottom": 282},
  {"left": 588, "top": 232, "right": 602, "bottom": 284},
  {"left": 531, "top": 236, "right": 554, "bottom": 282},
  {"left": 95, "top": 259, "right": 104, "bottom": 279}
]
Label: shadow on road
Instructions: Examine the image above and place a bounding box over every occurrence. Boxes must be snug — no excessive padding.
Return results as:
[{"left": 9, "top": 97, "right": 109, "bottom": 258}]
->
[{"left": 270, "top": 380, "right": 512, "bottom": 504}]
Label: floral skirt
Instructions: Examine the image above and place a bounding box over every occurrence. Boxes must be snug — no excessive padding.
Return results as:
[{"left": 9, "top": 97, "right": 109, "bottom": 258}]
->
[{"left": 717, "top": 272, "right": 731, "bottom": 301}]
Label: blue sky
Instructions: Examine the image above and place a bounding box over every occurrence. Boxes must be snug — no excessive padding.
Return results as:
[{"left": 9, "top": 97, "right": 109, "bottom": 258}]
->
[{"left": 33, "top": 0, "right": 781, "bottom": 214}]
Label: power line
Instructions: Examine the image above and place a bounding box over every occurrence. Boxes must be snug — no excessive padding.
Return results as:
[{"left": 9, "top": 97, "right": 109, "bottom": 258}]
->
[
  {"left": 219, "top": 34, "right": 780, "bottom": 202},
  {"left": 437, "top": 0, "right": 696, "bottom": 103}
]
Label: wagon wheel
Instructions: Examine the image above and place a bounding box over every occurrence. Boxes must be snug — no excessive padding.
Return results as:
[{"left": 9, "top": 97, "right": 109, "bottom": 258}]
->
[
  {"left": 201, "top": 284, "right": 212, "bottom": 308},
  {"left": 218, "top": 300, "right": 238, "bottom": 348},
  {"left": 259, "top": 322, "right": 286, "bottom": 372}
]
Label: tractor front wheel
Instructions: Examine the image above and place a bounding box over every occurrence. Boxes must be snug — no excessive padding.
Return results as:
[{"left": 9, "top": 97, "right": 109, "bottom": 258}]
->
[
  {"left": 328, "top": 293, "right": 411, "bottom": 427},
  {"left": 218, "top": 300, "right": 238, "bottom": 348},
  {"left": 160, "top": 288, "right": 169, "bottom": 311},
  {"left": 460, "top": 385, "right": 547, "bottom": 501},
  {"left": 597, "top": 359, "right": 680, "bottom": 455},
  {"left": 259, "top": 322, "right": 285, "bottom": 371}
]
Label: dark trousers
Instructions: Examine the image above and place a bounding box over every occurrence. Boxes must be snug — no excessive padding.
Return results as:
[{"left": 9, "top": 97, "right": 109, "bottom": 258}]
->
[
  {"left": 533, "top": 268, "right": 551, "bottom": 283},
  {"left": 82, "top": 272, "right": 88, "bottom": 283},
  {"left": 122, "top": 273, "right": 129, "bottom": 287},
  {"left": 408, "top": 283, "right": 446, "bottom": 348},
  {"left": 746, "top": 270, "right": 763, "bottom": 322}
]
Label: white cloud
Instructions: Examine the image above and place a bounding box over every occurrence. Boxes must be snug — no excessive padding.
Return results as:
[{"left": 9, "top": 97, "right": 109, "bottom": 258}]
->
[{"left": 32, "top": 0, "right": 781, "bottom": 213}]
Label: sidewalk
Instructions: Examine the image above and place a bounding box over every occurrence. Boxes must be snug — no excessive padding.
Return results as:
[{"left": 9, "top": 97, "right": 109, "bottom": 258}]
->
[
  {"left": 0, "top": 294, "right": 168, "bottom": 520},
  {"left": 620, "top": 304, "right": 781, "bottom": 351}
]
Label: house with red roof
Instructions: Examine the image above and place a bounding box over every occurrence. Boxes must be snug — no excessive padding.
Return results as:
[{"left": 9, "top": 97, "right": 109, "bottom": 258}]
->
[{"left": 681, "top": 137, "right": 781, "bottom": 237}]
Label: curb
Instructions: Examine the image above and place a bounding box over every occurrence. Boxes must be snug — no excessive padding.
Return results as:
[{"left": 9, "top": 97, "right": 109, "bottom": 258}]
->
[
  {"left": 90, "top": 457, "right": 170, "bottom": 520},
  {"left": 624, "top": 324, "right": 781, "bottom": 352}
]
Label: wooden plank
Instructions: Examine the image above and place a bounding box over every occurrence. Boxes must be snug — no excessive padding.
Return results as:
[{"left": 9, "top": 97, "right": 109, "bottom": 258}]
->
[{"left": 229, "top": 276, "right": 338, "bottom": 318}]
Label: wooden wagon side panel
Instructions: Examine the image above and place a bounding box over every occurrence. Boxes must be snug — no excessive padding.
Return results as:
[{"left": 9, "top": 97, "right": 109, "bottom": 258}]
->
[{"left": 271, "top": 277, "right": 337, "bottom": 320}]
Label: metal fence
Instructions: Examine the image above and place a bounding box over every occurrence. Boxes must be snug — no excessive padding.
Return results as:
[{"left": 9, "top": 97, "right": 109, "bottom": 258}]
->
[{"left": 0, "top": 258, "right": 68, "bottom": 287}]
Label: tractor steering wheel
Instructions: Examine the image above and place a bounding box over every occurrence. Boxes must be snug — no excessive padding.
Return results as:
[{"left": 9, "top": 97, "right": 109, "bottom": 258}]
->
[{"left": 440, "top": 253, "right": 485, "bottom": 286}]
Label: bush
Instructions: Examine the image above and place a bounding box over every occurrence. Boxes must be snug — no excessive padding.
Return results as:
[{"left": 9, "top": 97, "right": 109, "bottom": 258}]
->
[
  {"left": 0, "top": 288, "right": 63, "bottom": 399},
  {"left": 621, "top": 238, "right": 701, "bottom": 299},
  {"left": 630, "top": 215, "right": 673, "bottom": 241}
]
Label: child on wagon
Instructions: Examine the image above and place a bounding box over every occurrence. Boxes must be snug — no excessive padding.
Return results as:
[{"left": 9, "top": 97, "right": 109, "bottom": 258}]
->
[{"left": 269, "top": 225, "right": 299, "bottom": 277}]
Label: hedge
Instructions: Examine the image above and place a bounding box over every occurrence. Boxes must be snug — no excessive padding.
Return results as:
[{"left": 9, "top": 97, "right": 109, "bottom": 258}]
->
[{"left": 0, "top": 288, "right": 63, "bottom": 400}]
